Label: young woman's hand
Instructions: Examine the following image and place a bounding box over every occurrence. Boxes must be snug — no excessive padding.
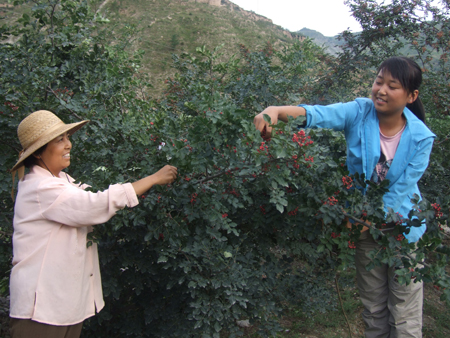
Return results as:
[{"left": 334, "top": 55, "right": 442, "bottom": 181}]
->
[
  {"left": 253, "top": 106, "right": 306, "bottom": 138},
  {"left": 253, "top": 107, "right": 280, "bottom": 138}
]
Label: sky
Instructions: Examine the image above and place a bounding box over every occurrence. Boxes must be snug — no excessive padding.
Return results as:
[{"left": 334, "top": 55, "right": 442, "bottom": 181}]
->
[{"left": 229, "top": 0, "right": 362, "bottom": 37}]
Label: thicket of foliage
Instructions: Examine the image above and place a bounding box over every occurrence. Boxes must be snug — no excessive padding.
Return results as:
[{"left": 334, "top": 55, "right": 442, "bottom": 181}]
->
[{"left": 1, "top": 1, "right": 450, "bottom": 337}]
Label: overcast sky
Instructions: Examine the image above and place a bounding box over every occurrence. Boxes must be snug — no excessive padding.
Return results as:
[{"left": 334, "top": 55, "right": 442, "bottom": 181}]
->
[{"left": 229, "top": 0, "right": 362, "bottom": 37}]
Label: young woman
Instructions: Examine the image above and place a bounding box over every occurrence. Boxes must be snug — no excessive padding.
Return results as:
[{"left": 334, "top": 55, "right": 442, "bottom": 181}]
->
[
  {"left": 9, "top": 110, "right": 177, "bottom": 338},
  {"left": 253, "top": 57, "right": 435, "bottom": 337}
]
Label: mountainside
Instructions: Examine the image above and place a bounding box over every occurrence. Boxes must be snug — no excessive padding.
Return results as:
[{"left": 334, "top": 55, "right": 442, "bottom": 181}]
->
[
  {"left": 298, "top": 28, "right": 343, "bottom": 56},
  {"left": 91, "top": 0, "right": 309, "bottom": 90},
  {"left": 1, "top": 0, "right": 323, "bottom": 92}
]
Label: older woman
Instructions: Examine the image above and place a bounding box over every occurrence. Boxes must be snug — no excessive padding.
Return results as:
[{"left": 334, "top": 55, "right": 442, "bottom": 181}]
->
[{"left": 9, "top": 110, "right": 177, "bottom": 338}]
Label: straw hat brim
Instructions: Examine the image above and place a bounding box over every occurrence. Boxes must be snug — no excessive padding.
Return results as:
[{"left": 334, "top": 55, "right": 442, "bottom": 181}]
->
[{"left": 10, "top": 120, "right": 89, "bottom": 172}]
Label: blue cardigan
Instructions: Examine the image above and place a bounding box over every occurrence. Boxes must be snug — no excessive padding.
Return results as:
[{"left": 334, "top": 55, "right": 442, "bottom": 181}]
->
[{"left": 301, "top": 98, "right": 436, "bottom": 243}]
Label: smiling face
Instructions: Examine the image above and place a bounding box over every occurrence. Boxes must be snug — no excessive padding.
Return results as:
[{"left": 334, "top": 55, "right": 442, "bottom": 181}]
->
[
  {"left": 371, "top": 69, "right": 418, "bottom": 118},
  {"left": 34, "top": 132, "right": 72, "bottom": 176}
]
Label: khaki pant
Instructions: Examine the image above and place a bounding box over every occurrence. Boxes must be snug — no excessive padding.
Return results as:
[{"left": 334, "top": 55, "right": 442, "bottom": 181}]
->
[
  {"left": 10, "top": 318, "right": 83, "bottom": 338},
  {"left": 355, "top": 231, "right": 423, "bottom": 338}
]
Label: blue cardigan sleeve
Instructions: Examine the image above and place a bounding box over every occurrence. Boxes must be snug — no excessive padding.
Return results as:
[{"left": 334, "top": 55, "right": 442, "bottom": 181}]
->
[{"left": 301, "top": 100, "right": 364, "bottom": 131}]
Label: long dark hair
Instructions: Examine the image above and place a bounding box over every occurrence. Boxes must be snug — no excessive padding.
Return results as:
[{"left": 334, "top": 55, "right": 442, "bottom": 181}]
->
[{"left": 377, "top": 56, "right": 425, "bottom": 122}]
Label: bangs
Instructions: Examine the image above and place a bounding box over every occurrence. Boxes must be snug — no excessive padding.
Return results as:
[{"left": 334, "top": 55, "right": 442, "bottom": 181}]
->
[{"left": 377, "top": 57, "right": 422, "bottom": 94}]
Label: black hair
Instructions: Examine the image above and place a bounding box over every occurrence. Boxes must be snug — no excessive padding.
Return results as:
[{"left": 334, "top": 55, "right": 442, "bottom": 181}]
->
[
  {"left": 23, "top": 144, "right": 47, "bottom": 168},
  {"left": 377, "top": 56, "right": 425, "bottom": 122}
]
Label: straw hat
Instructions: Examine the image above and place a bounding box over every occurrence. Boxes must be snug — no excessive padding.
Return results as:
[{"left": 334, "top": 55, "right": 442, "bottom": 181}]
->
[{"left": 11, "top": 110, "right": 89, "bottom": 173}]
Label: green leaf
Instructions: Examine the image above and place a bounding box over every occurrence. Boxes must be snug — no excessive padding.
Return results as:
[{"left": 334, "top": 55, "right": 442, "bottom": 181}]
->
[
  {"left": 263, "top": 114, "right": 272, "bottom": 124},
  {"left": 157, "top": 255, "right": 168, "bottom": 263}
]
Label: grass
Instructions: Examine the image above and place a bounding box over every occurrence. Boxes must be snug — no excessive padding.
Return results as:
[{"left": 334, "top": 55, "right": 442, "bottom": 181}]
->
[
  {"left": 240, "top": 268, "right": 450, "bottom": 338},
  {"left": 273, "top": 270, "right": 365, "bottom": 338}
]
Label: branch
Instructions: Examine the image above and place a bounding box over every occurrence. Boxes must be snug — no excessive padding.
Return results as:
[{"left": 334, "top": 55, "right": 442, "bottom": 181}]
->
[
  {"left": 341, "top": 211, "right": 385, "bottom": 236},
  {"left": 435, "top": 138, "right": 449, "bottom": 145},
  {"left": 0, "top": 230, "right": 12, "bottom": 237},
  {"left": 0, "top": 139, "right": 21, "bottom": 153},
  {"left": 342, "top": 211, "right": 450, "bottom": 240},
  {"left": 46, "top": 86, "right": 83, "bottom": 119},
  {"left": 342, "top": 211, "right": 448, "bottom": 271},
  {"left": 335, "top": 273, "right": 353, "bottom": 338},
  {"left": 195, "top": 166, "right": 243, "bottom": 185}
]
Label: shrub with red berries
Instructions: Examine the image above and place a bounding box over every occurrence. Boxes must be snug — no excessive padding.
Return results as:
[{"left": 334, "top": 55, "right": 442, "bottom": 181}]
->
[{"left": 2, "top": 4, "right": 450, "bottom": 336}]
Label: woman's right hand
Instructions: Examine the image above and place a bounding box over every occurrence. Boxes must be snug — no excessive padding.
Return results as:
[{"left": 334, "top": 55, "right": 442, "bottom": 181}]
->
[
  {"left": 253, "top": 106, "right": 306, "bottom": 138},
  {"left": 253, "top": 107, "right": 280, "bottom": 138}
]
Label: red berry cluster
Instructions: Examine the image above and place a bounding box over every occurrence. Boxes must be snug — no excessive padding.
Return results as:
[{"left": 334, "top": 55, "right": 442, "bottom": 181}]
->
[
  {"left": 261, "top": 126, "right": 270, "bottom": 140},
  {"left": 304, "top": 155, "right": 314, "bottom": 163},
  {"left": 190, "top": 193, "right": 198, "bottom": 204},
  {"left": 342, "top": 176, "right": 353, "bottom": 189},
  {"left": 324, "top": 196, "right": 338, "bottom": 206},
  {"left": 257, "top": 141, "right": 269, "bottom": 154},
  {"left": 288, "top": 155, "right": 299, "bottom": 170},
  {"left": 54, "top": 87, "right": 74, "bottom": 96},
  {"left": 223, "top": 189, "right": 240, "bottom": 197},
  {"left": 292, "top": 130, "right": 313, "bottom": 147},
  {"left": 225, "top": 144, "right": 237, "bottom": 153},
  {"left": 260, "top": 205, "right": 267, "bottom": 215},
  {"left": 288, "top": 207, "right": 298, "bottom": 216},
  {"left": 348, "top": 241, "right": 356, "bottom": 249},
  {"left": 54, "top": 87, "right": 74, "bottom": 103},
  {"left": 292, "top": 154, "right": 300, "bottom": 169},
  {"left": 222, "top": 213, "right": 228, "bottom": 218},
  {"left": 147, "top": 133, "right": 159, "bottom": 143},
  {"left": 4, "top": 101, "right": 18, "bottom": 111},
  {"left": 331, "top": 232, "right": 340, "bottom": 238},
  {"left": 395, "top": 234, "right": 405, "bottom": 241},
  {"left": 431, "top": 203, "right": 443, "bottom": 218}
]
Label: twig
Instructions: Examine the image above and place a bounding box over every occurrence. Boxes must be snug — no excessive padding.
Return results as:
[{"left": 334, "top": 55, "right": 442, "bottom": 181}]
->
[
  {"left": 46, "top": 86, "right": 83, "bottom": 120},
  {"left": 434, "top": 138, "right": 449, "bottom": 145},
  {"left": 0, "top": 139, "right": 21, "bottom": 153},
  {"left": 335, "top": 273, "right": 353, "bottom": 338},
  {"left": 343, "top": 211, "right": 450, "bottom": 239},
  {"left": 0, "top": 230, "right": 12, "bottom": 237},
  {"left": 342, "top": 211, "right": 385, "bottom": 236}
]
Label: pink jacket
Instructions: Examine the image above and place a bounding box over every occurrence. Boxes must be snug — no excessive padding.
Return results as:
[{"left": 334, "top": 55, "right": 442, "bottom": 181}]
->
[{"left": 10, "top": 165, "right": 139, "bottom": 325}]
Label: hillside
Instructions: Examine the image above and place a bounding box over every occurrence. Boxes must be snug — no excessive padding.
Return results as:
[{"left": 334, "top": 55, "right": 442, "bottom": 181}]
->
[
  {"left": 1, "top": 0, "right": 316, "bottom": 92},
  {"left": 298, "top": 28, "right": 343, "bottom": 56},
  {"left": 94, "top": 0, "right": 306, "bottom": 91}
]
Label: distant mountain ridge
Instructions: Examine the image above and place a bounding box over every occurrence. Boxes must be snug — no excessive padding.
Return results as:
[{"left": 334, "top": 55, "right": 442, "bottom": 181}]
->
[{"left": 298, "top": 28, "right": 343, "bottom": 55}]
